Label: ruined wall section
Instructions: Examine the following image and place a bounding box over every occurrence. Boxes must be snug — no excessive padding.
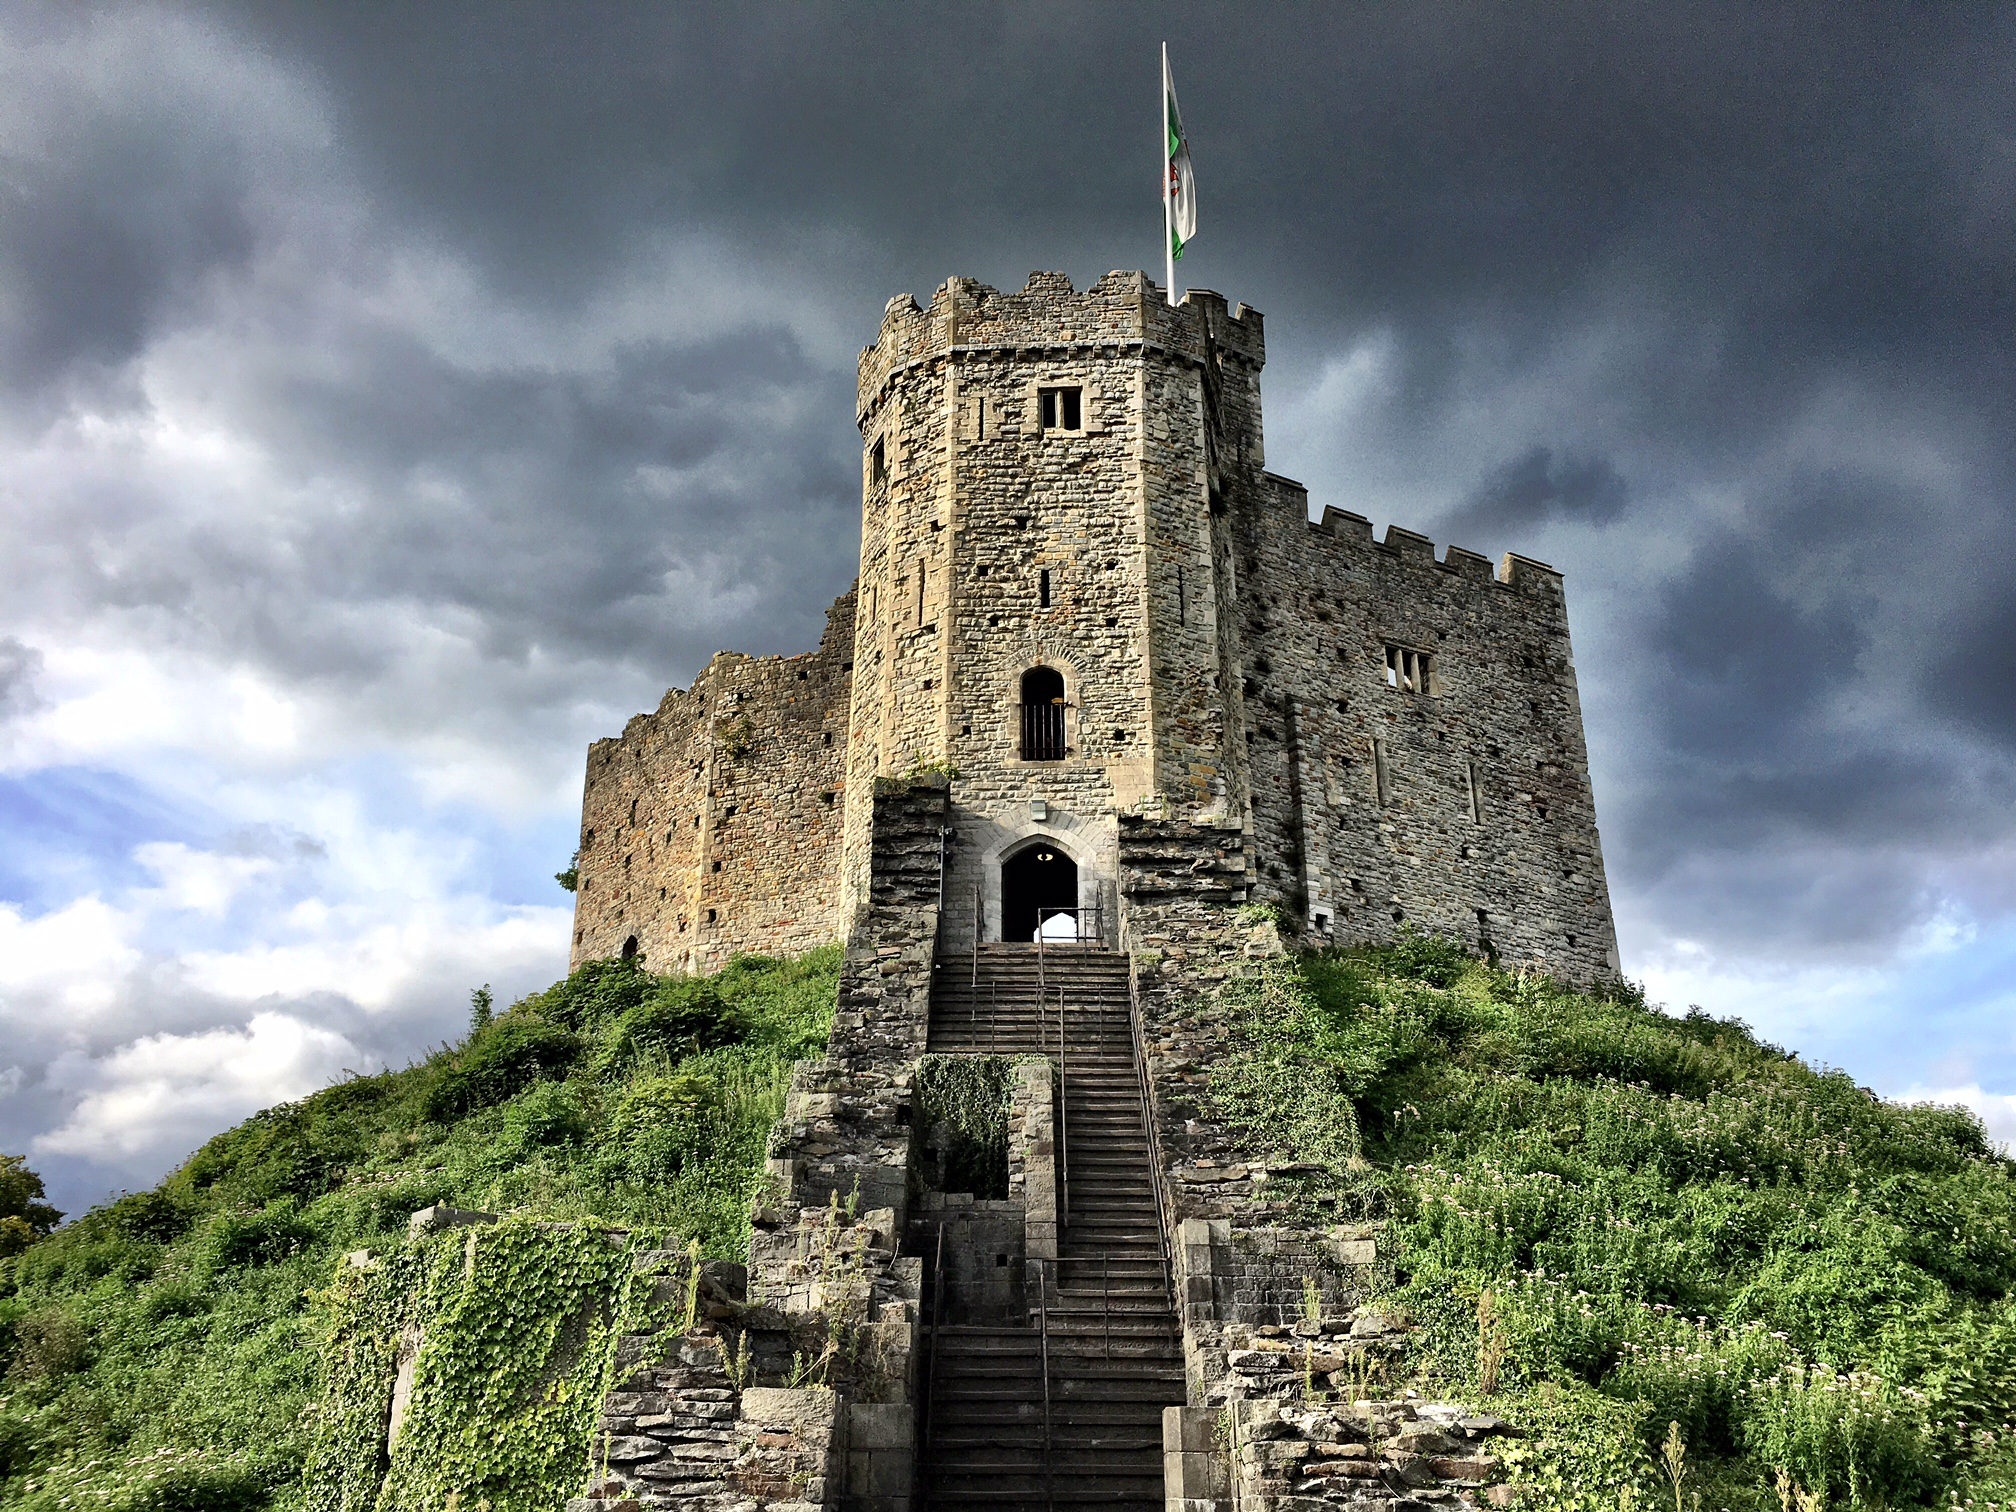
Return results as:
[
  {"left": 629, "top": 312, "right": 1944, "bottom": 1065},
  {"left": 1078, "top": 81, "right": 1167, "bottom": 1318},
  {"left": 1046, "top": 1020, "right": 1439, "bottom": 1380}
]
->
[
  {"left": 571, "top": 591, "right": 855, "bottom": 974},
  {"left": 1232, "top": 481, "right": 1620, "bottom": 982}
]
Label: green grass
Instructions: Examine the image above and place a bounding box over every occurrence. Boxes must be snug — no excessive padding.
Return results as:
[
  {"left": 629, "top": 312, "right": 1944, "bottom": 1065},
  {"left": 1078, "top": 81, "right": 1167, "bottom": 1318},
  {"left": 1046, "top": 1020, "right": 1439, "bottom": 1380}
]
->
[
  {"left": 8, "top": 930, "right": 2013, "bottom": 1510},
  {"left": 1206, "top": 934, "right": 2016, "bottom": 1510},
  {"left": 0, "top": 946, "right": 839, "bottom": 1511}
]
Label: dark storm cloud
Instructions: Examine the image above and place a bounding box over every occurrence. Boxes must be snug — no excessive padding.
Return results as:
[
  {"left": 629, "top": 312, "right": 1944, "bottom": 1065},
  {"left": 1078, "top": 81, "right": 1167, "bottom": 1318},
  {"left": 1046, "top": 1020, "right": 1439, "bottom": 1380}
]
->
[
  {"left": 3, "top": 0, "right": 2014, "bottom": 969},
  {"left": 1449, "top": 447, "right": 1631, "bottom": 535}
]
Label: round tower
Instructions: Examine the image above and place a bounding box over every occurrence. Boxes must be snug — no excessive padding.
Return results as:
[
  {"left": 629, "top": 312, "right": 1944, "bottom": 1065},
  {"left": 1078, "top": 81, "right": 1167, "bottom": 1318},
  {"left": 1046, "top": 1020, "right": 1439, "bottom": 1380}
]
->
[{"left": 838, "top": 270, "right": 1269, "bottom": 947}]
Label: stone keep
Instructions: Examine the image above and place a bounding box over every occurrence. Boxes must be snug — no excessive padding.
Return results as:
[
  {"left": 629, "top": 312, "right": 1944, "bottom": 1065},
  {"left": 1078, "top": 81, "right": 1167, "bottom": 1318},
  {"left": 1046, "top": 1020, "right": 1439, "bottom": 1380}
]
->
[{"left": 572, "top": 271, "right": 1620, "bottom": 982}]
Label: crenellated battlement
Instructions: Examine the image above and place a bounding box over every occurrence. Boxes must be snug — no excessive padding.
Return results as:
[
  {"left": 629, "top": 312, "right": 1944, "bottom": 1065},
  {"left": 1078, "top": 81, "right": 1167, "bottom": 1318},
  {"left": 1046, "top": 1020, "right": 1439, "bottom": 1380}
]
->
[
  {"left": 855, "top": 270, "right": 1263, "bottom": 422},
  {"left": 575, "top": 270, "right": 1616, "bottom": 987}
]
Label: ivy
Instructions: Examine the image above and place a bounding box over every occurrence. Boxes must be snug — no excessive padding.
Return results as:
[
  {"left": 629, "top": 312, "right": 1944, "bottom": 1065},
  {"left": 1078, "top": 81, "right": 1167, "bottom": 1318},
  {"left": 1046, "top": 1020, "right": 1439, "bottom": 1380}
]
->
[
  {"left": 305, "top": 1219, "right": 668, "bottom": 1512},
  {"left": 916, "top": 1055, "right": 1014, "bottom": 1199}
]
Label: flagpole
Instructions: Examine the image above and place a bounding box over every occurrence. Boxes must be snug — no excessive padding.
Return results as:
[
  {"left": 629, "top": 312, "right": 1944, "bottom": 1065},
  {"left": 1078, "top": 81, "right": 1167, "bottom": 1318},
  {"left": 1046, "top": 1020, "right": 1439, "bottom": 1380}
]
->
[{"left": 1161, "top": 42, "right": 1176, "bottom": 306}]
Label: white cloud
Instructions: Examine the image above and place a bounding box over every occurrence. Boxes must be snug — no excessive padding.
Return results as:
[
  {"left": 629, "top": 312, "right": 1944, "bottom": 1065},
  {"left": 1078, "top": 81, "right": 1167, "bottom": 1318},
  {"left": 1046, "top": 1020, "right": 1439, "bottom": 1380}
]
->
[
  {"left": 34, "top": 1011, "right": 359, "bottom": 1162},
  {"left": 1897, "top": 1085, "right": 2016, "bottom": 1155}
]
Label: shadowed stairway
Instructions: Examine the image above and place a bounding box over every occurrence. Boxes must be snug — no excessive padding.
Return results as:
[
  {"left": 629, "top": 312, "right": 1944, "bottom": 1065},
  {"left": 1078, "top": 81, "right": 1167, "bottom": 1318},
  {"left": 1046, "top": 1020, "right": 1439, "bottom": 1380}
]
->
[{"left": 918, "top": 945, "right": 1185, "bottom": 1512}]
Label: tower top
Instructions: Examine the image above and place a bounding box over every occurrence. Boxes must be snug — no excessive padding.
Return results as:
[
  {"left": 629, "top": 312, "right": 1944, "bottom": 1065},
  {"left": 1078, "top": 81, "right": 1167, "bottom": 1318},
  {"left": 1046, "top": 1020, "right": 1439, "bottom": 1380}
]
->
[{"left": 856, "top": 270, "right": 1264, "bottom": 424}]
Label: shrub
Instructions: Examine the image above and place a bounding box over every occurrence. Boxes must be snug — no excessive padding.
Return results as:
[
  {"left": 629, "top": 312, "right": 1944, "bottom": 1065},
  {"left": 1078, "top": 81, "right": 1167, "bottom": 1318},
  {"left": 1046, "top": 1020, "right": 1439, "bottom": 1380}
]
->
[
  {"left": 594, "top": 980, "right": 750, "bottom": 1076},
  {"left": 4, "top": 1306, "right": 91, "bottom": 1383},
  {"left": 109, "top": 1188, "right": 195, "bottom": 1244},
  {"left": 194, "top": 1199, "right": 317, "bottom": 1275},
  {"left": 608, "top": 1072, "right": 720, "bottom": 1182},
  {"left": 499, "top": 1080, "right": 592, "bottom": 1154},
  {"left": 422, "top": 1015, "right": 583, "bottom": 1121},
  {"left": 514, "top": 956, "right": 657, "bottom": 1032}
]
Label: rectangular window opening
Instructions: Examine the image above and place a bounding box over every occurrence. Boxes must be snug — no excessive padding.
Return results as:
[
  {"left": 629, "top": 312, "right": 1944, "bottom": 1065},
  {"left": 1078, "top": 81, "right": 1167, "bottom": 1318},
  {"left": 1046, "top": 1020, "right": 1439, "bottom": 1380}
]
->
[
  {"left": 1177, "top": 564, "right": 1187, "bottom": 626},
  {"left": 1038, "top": 568, "right": 1052, "bottom": 608},
  {"left": 870, "top": 437, "right": 886, "bottom": 485},
  {"left": 1039, "top": 386, "right": 1082, "bottom": 431},
  {"left": 1384, "top": 644, "right": 1432, "bottom": 694},
  {"left": 1372, "top": 738, "right": 1391, "bottom": 806},
  {"left": 1466, "top": 760, "right": 1483, "bottom": 824},
  {"left": 916, "top": 566, "right": 927, "bottom": 626}
]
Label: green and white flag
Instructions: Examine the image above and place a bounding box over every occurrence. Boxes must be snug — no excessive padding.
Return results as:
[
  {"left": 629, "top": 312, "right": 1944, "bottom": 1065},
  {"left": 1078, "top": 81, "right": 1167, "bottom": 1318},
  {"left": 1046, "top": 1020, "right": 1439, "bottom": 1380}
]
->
[{"left": 1163, "top": 44, "right": 1197, "bottom": 266}]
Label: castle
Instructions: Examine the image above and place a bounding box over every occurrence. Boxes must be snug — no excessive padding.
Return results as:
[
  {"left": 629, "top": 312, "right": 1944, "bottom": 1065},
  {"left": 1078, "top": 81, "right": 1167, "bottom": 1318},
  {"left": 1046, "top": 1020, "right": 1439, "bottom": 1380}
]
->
[
  {"left": 569, "top": 270, "right": 1619, "bottom": 982},
  {"left": 548, "top": 274, "right": 1626, "bottom": 1512}
]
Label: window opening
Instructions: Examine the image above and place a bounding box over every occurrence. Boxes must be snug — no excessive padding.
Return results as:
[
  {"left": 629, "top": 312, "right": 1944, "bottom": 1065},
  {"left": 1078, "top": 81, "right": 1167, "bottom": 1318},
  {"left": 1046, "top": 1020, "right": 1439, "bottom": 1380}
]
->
[
  {"left": 976, "top": 401, "right": 986, "bottom": 441},
  {"left": 1039, "top": 386, "right": 1082, "bottom": 431},
  {"left": 870, "top": 437, "right": 886, "bottom": 485},
  {"left": 1466, "top": 760, "right": 1483, "bottom": 824},
  {"left": 1019, "top": 666, "right": 1067, "bottom": 761},
  {"left": 620, "top": 935, "right": 639, "bottom": 962},
  {"left": 1177, "top": 565, "right": 1187, "bottom": 626},
  {"left": 1372, "top": 738, "right": 1391, "bottom": 806},
  {"left": 1038, "top": 568, "right": 1051, "bottom": 608},
  {"left": 916, "top": 567, "right": 926, "bottom": 627},
  {"left": 1384, "top": 645, "right": 1432, "bottom": 693}
]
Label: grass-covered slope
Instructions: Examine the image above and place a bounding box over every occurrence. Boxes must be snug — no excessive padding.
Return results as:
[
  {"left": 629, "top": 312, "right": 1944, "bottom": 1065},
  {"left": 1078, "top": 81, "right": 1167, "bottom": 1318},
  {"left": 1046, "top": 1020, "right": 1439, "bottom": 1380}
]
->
[
  {"left": 0, "top": 947, "right": 838, "bottom": 1511},
  {"left": 1209, "top": 935, "right": 2016, "bottom": 1510}
]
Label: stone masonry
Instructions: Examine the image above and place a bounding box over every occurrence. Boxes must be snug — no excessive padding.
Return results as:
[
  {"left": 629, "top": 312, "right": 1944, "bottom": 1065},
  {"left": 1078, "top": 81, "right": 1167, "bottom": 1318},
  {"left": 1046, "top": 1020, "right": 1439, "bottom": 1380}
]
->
[{"left": 571, "top": 270, "right": 1619, "bottom": 983}]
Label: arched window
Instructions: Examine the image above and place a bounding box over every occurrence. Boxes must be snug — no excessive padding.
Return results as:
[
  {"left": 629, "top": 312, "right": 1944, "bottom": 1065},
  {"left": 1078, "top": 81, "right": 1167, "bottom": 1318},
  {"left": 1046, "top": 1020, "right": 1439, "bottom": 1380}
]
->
[
  {"left": 620, "top": 935, "right": 639, "bottom": 962},
  {"left": 1019, "top": 667, "right": 1066, "bottom": 761}
]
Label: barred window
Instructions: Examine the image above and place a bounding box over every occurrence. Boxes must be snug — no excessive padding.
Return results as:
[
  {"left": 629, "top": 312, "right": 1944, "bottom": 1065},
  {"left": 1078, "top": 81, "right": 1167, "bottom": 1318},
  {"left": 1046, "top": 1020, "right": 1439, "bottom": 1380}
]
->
[
  {"left": 1019, "top": 666, "right": 1067, "bottom": 761},
  {"left": 1385, "top": 644, "right": 1432, "bottom": 693}
]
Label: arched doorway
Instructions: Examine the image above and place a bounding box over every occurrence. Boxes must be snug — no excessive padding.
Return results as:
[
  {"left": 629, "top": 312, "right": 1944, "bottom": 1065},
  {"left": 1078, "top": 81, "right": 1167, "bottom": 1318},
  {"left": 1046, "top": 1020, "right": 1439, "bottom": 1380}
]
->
[
  {"left": 1000, "top": 842, "right": 1078, "bottom": 942},
  {"left": 1019, "top": 666, "right": 1067, "bottom": 761}
]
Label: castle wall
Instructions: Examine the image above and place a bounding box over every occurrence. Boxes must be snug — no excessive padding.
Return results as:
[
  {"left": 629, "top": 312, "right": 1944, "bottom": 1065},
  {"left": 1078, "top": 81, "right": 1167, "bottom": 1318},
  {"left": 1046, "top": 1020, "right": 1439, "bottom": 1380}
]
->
[
  {"left": 574, "top": 268, "right": 1618, "bottom": 985},
  {"left": 569, "top": 591, "right": 855, "bottom": 974},
  {"left": 842, "top": 274, "right": 1265, "bottom": 949},
  {"left": 1231, "top": 483, "right": 1620, "bottom": 980}
]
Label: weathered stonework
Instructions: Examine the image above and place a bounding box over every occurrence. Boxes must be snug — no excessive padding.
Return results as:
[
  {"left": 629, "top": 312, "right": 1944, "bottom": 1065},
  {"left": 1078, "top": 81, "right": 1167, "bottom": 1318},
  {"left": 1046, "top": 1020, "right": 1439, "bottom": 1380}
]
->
[
  {"left": 571, "top": 592, "right": 855, "bottom": 974},
  {"left": 573, "top": 270, "right": 1617, "bottom": 983}
]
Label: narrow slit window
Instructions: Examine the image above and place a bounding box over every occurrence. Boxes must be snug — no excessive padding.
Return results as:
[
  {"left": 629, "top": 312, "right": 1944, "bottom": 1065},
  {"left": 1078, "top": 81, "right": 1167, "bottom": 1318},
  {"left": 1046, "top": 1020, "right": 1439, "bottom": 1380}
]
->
[
  {"left": 870, "top": 437, "right": 886, "bottom": 485},
  {"left": 1038, "top": 568, "right": 1052, "bottom": 608},
  {"left": 916, "top": 566, "right": 926, "bottom": 626},
  {"left": 1384, "top": 644, "right": 1432, "bottom": 694},
  {"left": 1466, "top": 760, "right": 1483, "bottom": 824},
  {"left": 1039, "top": 386, "right": 1082, "bottom": 431},
  {"left": 975, "top": 400, "right": 986, "bottom": 441},
  {"left": 1177, "top": 564, "right": 1187, "bottom": 626},
  {"left": 1020, "top": 666, "right": 1067, "bottom": 761},
  {"left": 1372, "top": 738, "right": 1391, "bottom": 806}
]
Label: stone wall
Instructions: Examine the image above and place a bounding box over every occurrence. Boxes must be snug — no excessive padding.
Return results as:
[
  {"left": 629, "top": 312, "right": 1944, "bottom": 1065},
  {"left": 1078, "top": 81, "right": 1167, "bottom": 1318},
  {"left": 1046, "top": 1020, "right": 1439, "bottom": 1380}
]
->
[
  {"left": 571, "top": 590, "right": 855, "bottom": 975},
  {"left": 1231, "top": 485, "right": 1620, "bottom": 983}
]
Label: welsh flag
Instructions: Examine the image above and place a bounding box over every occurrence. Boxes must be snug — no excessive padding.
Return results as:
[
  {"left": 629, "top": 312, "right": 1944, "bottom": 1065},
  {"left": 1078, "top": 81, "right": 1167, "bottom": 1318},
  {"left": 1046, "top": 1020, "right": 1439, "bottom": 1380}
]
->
[{"left": 1164, "top": 47, "right": 1197, "bottom": 261}]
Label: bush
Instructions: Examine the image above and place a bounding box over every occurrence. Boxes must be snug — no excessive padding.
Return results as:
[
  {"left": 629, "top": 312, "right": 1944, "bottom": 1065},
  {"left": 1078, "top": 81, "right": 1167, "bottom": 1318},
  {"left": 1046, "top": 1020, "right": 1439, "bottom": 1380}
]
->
[
  {"left": 194, "top": 1199, "right": 317, "bottom": 1274},
  {"left": 594, "top": 980, "right": 749, "bottom": 1076},
  {"left": 499, "top": 1080, "right": 592, "bottom": 1154},
  {"left": 4, "top": 1306, "right": 91, "bottom": 1383},
  {"left": 422, "top": 1015, "right": 583, "bottom": 1121},
  {"left": 608, "top": 1072, "right": 720, "bottom": 1182},
  {"left": 514, "top": 955, "right": 657, "bottom": 1031}
]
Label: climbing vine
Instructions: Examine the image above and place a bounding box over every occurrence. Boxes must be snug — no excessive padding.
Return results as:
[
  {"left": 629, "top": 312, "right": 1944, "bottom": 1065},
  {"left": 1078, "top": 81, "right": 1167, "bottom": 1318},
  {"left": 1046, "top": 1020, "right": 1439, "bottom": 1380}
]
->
[
  {"left": 916, "top": 1054, "right": 1014, "bottom": 1198},
  {"left": 303, "top": 1218, "right": 673, "bottom": 1512}
]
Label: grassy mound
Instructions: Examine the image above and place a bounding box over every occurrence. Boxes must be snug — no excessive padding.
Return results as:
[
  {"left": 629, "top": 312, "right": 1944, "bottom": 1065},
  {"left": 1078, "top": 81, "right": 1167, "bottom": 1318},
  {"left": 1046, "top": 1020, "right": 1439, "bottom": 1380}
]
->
[
  {"left": 0, "top": 947, "right": 839, "bottom": 1511},
  {"left": 1208, "top": 934, "right": 2016, "bottom": 1509}
]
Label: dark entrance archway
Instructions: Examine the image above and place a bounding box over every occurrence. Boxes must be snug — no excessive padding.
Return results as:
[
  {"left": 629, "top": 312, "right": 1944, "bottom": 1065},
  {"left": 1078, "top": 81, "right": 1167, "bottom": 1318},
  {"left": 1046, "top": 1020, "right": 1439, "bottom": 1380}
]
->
[{"left": 1000, "top": 843, "right": 1078, "bottom": 942}]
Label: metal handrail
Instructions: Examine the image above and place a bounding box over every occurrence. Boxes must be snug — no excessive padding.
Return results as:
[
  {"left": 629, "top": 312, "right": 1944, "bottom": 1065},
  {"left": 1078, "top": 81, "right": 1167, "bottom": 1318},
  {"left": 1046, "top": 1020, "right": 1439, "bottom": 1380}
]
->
[
  {"left": 1056, "top": 988, "right": 1069, "bottom": 1234},
  {"left": 1036, "top": 1255, "right": 1055, "bottom": 1512},
  {"left": 1127, "top": 964, "right": 1177, "bottom": 1306},
  {"left": 1033, "top": 904, "right": 1107, "bottom": 946},
  {"left": 921, "top": 1222, "right": 946, "bottom": 1503}
]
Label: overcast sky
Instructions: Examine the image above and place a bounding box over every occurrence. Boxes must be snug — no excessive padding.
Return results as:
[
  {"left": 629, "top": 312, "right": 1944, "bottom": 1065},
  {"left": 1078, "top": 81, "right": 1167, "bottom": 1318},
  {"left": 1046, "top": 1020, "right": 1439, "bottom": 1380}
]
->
[{"left": 3, "top": 1, "right": 2014, "bottom": 1217}]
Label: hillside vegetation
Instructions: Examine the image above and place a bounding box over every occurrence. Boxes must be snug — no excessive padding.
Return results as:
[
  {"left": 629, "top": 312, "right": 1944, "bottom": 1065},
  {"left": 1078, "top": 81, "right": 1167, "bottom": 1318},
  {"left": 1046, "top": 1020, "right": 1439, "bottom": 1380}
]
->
[
  {"left": 4, "top": 935, "right": 2012, "bottom": 1510},
  {"left": 1208, "top": 935, "right": 2016, "bottom": 1510},
  {"left": 0, "top": 948, "right": 839, "bottom": 1511}
]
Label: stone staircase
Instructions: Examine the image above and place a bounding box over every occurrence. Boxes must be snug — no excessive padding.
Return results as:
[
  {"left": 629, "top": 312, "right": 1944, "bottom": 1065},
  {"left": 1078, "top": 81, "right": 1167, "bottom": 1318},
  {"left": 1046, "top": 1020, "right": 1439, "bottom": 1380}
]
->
[{"left": 920, "top": 945, "right": 1184, "bottom": 1512}]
